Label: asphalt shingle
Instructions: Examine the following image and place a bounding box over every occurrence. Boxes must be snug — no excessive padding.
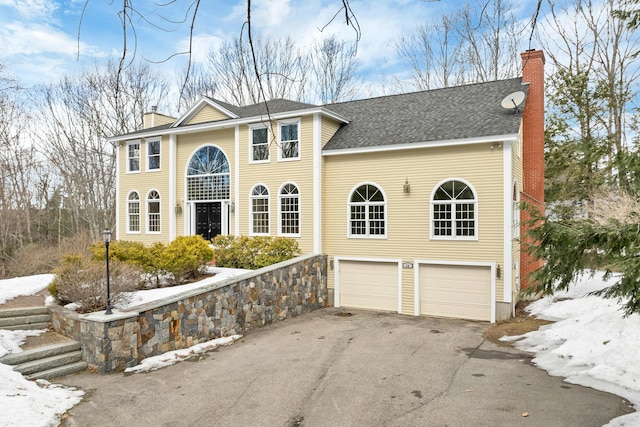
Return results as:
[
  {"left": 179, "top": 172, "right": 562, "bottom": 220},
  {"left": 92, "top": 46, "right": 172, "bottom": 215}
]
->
[{"left": 322, "top": 78, "right": 528, "bottom": 151}]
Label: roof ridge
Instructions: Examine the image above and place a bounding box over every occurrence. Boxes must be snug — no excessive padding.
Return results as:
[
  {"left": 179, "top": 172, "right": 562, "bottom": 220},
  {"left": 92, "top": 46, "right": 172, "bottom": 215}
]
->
[{"left": 324, "top": 77, "right": 523, "bottom": 108}]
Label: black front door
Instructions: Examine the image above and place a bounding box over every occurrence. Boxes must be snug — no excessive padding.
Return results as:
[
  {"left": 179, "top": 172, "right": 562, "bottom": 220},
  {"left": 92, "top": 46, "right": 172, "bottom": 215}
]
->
[{"left": 196, "top": 202, "right": 222, "bottom": 241}]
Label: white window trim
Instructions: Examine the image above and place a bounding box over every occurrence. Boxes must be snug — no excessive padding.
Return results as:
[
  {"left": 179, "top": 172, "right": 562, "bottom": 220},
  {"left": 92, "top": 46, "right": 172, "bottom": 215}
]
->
[
  {"left": 430, "top": 178, "right": 478, "bottom": 241},
  {"left": 146, "top": 137, "right": 162, "bottom": 172},
  {"left": 126, "top": 190, "right": 141, "bottom": 234},
  {"left": 249, "top": 184, "right": 270, "bottom": 236},
  {"left": 277, "top": 182, "right": 301, "bottom": 237},
  {"left": 347, "top": 182, "right": 387, "bottom": 239},
  {"left": 146, "top": 189, "right": 161, "bottom": 234},
  {"left": 248, "top": 123, "right": 270, "bottom": 164},
  {"left": 277, "top": 118, "right": 301, "bottom": 162},
  {"left": 126, "top": 140, "right": 141, "bottom": 174}
]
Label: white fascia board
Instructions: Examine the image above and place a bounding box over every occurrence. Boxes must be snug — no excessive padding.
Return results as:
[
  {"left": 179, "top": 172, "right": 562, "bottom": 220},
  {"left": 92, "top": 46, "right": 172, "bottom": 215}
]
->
[
  {"left": 322, "top": 134, "right": 520, "bottom": 156},
  {"left": 108, "top": 108, "right": 349, "bottom": 144},
  {"left": 171, "top": 97, "right": 239, "bottom": 128}
]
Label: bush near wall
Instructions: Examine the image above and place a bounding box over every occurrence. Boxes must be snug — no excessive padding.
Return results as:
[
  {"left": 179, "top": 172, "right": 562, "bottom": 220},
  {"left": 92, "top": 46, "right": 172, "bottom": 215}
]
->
[
  {"left": 90, "top": 235, "right": 214, "bottom": 287},
  {"left": 49, "top": 253, "right": 141, "bottom": 313},
  {"left": 211, "top": 235, "right": 300, "bottom": 269}
]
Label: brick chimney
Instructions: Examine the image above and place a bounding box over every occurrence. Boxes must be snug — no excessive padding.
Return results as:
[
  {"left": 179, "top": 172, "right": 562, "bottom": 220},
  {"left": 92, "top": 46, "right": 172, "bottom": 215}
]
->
[{"left": 520, "top": 49, "right": 545, "bottom": 290}]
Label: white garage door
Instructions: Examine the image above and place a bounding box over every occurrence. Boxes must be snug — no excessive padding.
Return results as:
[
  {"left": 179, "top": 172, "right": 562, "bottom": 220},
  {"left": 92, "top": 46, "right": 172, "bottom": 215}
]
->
[
  {"left": 419, "top": 264, "right": 491, "bottom": 321},
  {"left": 338, "top": 260, "right": 399, "bottom": 312}
]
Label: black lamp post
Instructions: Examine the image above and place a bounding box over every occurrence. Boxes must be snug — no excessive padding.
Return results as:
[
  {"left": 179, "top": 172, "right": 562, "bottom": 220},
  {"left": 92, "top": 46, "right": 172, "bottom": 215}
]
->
[{"left": 103, "top": 228, "right": 113, "bottom": 315}]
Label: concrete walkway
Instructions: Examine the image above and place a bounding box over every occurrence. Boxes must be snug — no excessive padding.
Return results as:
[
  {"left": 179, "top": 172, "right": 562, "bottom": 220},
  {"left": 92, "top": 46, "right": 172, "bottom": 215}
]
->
[{"left": 59, "top": 308, "right": 633, "bottom": 427}]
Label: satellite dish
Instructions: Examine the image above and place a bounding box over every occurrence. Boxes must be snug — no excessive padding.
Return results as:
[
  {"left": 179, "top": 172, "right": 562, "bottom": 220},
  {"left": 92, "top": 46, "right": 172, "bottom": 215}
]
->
[{"left": 501, "top": 91, "right": 526, "bottom": 112}]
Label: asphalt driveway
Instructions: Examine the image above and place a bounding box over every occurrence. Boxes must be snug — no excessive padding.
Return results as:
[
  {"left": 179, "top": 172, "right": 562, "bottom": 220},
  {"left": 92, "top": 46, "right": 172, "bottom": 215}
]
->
[{"left": 59, "top": 308, "right": 633, "bottom": 427}]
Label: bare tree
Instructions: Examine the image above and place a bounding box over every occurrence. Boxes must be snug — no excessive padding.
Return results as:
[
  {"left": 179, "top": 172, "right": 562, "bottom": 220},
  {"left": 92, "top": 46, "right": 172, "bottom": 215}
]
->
[
  {"left": 177, "top": 62, "right": 218, "bottom": 113},
  {"left": 0, "top": 66, "right": 42, "bottom": 275},
  {"left": 539, "top": 0, "right": 640, "bottom": 201},
  {"left": 34, "top": 60, "right": 170, "bottom": 240},
  {"left": 311, "top": 36, "right": 361, "bottom": 103},
  {"left": 393, "top": 0, "right": 523, "bottom": 92}
]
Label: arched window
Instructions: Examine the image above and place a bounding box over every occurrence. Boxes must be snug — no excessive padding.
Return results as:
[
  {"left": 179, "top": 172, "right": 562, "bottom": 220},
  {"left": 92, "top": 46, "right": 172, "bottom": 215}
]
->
[
  {"left": 431, "top": 180, "right": 477, "bottom": 239},
  {"left": 147, "top": 190, "right": 161, "bottom": 233},
  {"left": 251, "top": 184, "right": 270, "bottom": 235},
  {"left": 349, "top": 184, "right": 386, "bottom": 237},
  {"left": 186, "top": 145, "right": 230, "bottom": 201},
  {"left": 127, "top": 191, "right": 140, "bottom": 233},
  {"left": 279, "top": 183, "right": 300, "bottom": 236}
]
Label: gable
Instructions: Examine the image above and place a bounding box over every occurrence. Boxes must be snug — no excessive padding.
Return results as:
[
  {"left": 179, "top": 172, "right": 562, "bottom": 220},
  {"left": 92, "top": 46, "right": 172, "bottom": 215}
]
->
[{"left": 184, "top": 105, "right": 233, "bottom": 125}]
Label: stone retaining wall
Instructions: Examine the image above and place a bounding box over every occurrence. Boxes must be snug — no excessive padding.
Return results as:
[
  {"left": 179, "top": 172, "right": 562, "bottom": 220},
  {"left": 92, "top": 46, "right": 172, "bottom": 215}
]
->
[{"left": 50, "top": 254, "right": 327, "bottom": 373}]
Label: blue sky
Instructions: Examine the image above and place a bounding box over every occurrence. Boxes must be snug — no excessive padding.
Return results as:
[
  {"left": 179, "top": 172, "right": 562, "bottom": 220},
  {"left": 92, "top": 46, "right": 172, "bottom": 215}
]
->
[{"left": 0, "top": 0, "right": 546, "bottom": 89}]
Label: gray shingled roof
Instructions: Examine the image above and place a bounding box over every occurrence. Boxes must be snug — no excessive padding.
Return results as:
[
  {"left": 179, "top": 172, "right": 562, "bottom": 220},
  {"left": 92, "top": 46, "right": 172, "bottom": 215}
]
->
[{"left": 322, "top": 78, "right": 528, "bottom": 151}]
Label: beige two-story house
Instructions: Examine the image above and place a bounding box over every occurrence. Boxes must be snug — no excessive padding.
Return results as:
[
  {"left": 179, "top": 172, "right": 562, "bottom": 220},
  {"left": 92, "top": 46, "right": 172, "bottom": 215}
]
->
[{"left": 110, "top": 49, "right": 545, "bottom": 323}]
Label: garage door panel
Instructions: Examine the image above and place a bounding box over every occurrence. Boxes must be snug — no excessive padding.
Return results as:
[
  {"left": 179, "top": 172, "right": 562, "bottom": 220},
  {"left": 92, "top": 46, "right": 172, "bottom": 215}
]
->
[
  {"left": 339, "top": 260, "right": 398, "bottom": 312},
  {"left": 420, "top": 264, "right": 491, "bottom": 321}
]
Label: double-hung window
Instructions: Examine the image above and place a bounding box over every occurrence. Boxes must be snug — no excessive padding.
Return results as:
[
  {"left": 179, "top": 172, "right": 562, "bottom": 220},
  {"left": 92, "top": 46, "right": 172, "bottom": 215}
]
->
[
  {"left": 251, "top": 126, "right": 269, "bottom": 162},
  {"left": 279, "top": 121, "right": 299, "bottom": 160},
  {"left": 279, "top": 183, "right": 300, "bottom": 236},
  {"left": 250, "top": 184, "right": 270, "bottom": 235},
  {"left": 127, "top": 141, "right": 140, "bottom": 173},
  {"left": 147, "top": 190, "right": 161, "bottom": 233},
  {"left": 349, "top": 184, "right": 386, "bottom": 238},
  {"left": 431, "top": 180, "right": 477, "bottom": 239},
  {"left": 147, "top": 139, "right": 161, "bottom": 170},
  {"left": 127, "top": 191, "right": 140, "bottom": 233}
]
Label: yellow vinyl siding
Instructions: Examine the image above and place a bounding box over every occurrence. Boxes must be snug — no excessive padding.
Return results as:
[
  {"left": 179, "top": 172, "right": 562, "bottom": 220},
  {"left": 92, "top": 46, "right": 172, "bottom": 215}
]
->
[
  {"left": 238, "top": 116, "right": 315, "bottom": 254},
  {"left": 175, "top": 128, "right": 236, "bottom": 237},
  {"left": 118, "top": 137, "right": 170, "bottom": 245},
  {"left": 324, "top": 143, "right": 505, "bottom": 315},
  {"left": 143, "top": 113, "right": 175, "bottom": 129},
  {"left": 186, "top": 105, "right": 232, "bottom": 125}
]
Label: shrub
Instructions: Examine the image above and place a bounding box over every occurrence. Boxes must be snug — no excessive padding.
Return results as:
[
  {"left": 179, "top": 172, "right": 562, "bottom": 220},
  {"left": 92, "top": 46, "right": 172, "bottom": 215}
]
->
[
  {"left": 90, "top": 235, "right": 213, "bottom": 287},
  {"left": 212, "top": 235, "right": 300, "bottom": 269},
  {"left": 50, "top": 253, "right": 142, "bottom": 313}
]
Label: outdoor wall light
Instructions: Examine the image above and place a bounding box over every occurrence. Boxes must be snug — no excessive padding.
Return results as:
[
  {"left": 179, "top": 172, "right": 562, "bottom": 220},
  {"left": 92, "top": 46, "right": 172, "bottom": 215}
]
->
[
  {"left": 491, "top": 143, "right": 502, "bottom": 150},
  {"left": 496, "top": 263, "right": 502, "bottom": 279},
  {"left": 403, "top": 178, "right": 411, "bottom": 194},
  {"left": 103, "top": 228, "right": 113, "bottom": 315},
  {"left": 175, "top": 203, "right": 182, "bottom": 215},
  {"left": 229, "top": 202, "right": 235, "bottom": 213}
]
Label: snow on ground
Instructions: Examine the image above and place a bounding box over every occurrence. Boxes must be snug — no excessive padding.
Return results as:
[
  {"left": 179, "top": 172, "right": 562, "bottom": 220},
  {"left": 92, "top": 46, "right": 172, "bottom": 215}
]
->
[
  {"left": 116, "top": 267, "right": 250, "bottom": 311},
  {"left": 0, "top": 274, "right": 54, "bottom": 305},
  {"left": 0, "top": 269, "right": 248, "bottom": 427},
  {"left": 0, "top": 275, "right": 84, "bottom": 427},
  {"left": 124, "top": 335, "right": 242, "bottom": 373},
  {"left": 502, "top": 272, "right": 640, "bottom": 426},
  {"left": 2, "top": 270, "right": 639, "bottom": 426}
]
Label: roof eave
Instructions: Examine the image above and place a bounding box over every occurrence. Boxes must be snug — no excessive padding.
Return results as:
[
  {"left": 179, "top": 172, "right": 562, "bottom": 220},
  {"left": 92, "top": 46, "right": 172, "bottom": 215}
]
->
[
  {"left": 322, "top": 133, "right": 521, "bottom": 156},
  {"left": 108, "top": 106, "right": 350, "bottom": 143}
]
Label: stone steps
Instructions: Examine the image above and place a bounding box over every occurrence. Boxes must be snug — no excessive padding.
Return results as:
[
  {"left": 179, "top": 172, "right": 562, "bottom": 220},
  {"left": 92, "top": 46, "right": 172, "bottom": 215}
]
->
[
  {"left": 0, "top": 307, "right": 51, "bottom": 331},
  {"left": 0, "top": 308, "right": 87, "bottom": 380}
]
